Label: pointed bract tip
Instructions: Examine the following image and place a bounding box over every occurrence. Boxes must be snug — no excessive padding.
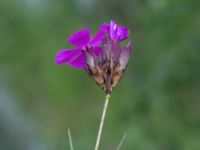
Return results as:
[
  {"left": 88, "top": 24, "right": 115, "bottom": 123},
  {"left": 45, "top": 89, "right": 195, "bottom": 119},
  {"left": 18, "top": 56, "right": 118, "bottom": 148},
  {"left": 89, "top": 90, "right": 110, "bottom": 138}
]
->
[{"left": 119, "top": 42, "right": 132, "bottom": 69}]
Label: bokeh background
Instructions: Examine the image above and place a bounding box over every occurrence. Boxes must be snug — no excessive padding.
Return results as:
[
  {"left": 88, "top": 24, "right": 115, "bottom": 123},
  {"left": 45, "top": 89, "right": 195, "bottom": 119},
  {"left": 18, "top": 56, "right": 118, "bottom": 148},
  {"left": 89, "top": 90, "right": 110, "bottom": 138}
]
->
[{"left": 1, "top": 0, "right": 200, "bottom": 150}]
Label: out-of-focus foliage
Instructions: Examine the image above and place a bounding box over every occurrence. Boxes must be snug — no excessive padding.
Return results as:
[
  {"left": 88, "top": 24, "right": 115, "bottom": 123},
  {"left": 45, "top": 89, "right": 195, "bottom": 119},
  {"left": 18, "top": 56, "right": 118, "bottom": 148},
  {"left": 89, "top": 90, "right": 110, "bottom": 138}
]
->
[{"left": 0, "top": 0, "right": 200, "bottom": 150}]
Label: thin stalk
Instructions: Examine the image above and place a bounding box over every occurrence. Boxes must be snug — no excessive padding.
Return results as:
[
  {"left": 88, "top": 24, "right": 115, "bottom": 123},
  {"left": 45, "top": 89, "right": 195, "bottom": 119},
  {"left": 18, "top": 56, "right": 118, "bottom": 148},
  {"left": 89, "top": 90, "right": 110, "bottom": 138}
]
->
[
  {"left": 68, "top": 128, "right": 74, "bottom": 150},
  {"left": 94, "top": 94, "right": 110, "bottom": 150},
  {"left": 116, "top": 134, "right": 127, "bottom": 150}
]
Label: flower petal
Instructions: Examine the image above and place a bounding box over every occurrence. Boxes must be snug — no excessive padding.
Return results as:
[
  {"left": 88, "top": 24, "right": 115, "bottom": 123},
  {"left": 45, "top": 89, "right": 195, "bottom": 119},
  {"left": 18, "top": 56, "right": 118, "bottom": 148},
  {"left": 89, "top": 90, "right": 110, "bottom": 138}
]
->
[
  {"left": 93, "top": 47, "right": 102, "bottom": 56},
  {"left": 68, "top": 29, "right": 90, "bottom": 48},
  {"left": 89, "top": 23, "right": 109, "bottom": 47},
  {"left": 112, "top": 42, "right": 121, "bottom": 60},
  {"left": 119, "top": 42, "right": 132, "bottom": 69},
  {"left": 55, "top": 49, "right": 82, "bottom": 64},
  {"left": 110, "top": 20, "right": 129, "bottom": 41},
  {"left": 68, "top": 52, "right": 87, "bottom": 69}
]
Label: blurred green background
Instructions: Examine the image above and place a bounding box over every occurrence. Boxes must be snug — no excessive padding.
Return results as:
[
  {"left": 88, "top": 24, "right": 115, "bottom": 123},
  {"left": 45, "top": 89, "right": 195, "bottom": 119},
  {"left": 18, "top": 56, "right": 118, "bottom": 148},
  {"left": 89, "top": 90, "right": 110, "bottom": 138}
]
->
[{"left": 0, "top": 0, "right": 200, "bottom": 150}]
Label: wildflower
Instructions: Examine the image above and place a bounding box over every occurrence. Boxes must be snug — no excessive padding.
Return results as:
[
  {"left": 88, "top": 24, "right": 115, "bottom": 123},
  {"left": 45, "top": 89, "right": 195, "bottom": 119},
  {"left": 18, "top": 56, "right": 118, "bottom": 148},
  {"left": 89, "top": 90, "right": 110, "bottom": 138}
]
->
[
  {"left": 55, "top": 20, "right": 132, "bottom": 95},
  {"left": 55, "top": 24, "right": 109, "bottom": 68}
]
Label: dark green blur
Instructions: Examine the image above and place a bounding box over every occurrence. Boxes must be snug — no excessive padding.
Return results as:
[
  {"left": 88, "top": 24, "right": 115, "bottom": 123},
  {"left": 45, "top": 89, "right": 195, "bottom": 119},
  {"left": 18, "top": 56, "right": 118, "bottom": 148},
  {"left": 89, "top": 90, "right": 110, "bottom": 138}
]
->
[{"left": 0, "top": 0, "right": 200, "bottom": 150}]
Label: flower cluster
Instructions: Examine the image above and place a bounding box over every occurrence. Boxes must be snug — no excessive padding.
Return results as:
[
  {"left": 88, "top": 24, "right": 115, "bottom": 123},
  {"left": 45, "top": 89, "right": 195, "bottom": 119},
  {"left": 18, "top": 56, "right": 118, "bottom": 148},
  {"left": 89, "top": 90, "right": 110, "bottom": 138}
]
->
[{"left": 55, "top": 20, "right": 132, "bottom": 95}]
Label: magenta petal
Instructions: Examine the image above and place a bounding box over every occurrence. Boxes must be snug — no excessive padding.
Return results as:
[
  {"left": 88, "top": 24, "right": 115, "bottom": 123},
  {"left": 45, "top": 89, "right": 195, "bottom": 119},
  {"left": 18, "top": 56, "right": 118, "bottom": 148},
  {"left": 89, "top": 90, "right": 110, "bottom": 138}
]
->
[
  {"left": 68, "top": 52, "right": 87, "bottom": 69},
  {"left": 110, "top": 20, "right": 129, "bottom": 41},
  {"left": 93, "top": 47, "right": 102, "bottom": 56},
  {"left": 55, "top": 49, "right": 82, "bottom": 64},
  {"left": 89, "top": 23, "right": 110, "bottom": 47},
  {"left": 117, "top": 26, "right": 129, "bottom": 41},
  {"left": 68, "top": 29, "right": 90, "bottom": 48}
]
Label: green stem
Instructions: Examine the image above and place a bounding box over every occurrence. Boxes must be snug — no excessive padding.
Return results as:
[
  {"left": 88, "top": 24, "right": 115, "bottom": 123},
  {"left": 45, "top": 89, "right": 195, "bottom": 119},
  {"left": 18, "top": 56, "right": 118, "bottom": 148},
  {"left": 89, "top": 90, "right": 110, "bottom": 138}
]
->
[
  {"left": 68, "top": 128, "right": 74, "bottom": 150},
  {"left": 94, "top": 94, "right": 110, "bottom": 150}
]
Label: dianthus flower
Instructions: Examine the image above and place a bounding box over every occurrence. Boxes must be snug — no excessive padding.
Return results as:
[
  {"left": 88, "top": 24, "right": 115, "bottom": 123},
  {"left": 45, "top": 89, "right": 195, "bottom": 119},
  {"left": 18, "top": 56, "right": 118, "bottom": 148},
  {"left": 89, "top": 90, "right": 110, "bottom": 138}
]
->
[{"left": 55, "top": 20, "right": 132, "bottom": 95}]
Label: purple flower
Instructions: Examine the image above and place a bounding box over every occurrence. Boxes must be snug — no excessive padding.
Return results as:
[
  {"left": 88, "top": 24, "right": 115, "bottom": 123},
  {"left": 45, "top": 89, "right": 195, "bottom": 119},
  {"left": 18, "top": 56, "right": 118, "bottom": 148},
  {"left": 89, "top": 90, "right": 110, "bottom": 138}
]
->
[
  {"left": 55, "top": 24, "right": 109, "bottom": 68},
  {"left": 55, "top": 20, "right": 132, "bottom": 95}
]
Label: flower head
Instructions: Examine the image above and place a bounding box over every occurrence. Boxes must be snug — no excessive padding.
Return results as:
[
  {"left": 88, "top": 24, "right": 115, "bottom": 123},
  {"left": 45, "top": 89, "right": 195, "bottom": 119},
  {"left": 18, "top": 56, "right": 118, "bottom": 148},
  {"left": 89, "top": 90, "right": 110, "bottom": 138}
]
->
[
  {"left": 55, "top": 24, "right": 109, "bottom": 68},
  {"left": 55, "top": 20, "right": 132, "bottom": 95}
]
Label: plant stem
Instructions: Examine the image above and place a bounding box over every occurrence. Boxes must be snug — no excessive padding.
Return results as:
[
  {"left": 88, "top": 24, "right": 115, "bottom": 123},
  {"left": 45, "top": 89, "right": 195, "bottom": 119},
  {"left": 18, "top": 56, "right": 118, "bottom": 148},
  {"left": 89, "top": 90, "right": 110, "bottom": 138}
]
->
[
  {"left": 68, "top": 128, "right": 74, "bottom": 150},
  {"left": 94, "top": 94, "right": 110, "bottom": 150},
  {"left": 116, "top": 134, "right": 127, "bottom": 150}
]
